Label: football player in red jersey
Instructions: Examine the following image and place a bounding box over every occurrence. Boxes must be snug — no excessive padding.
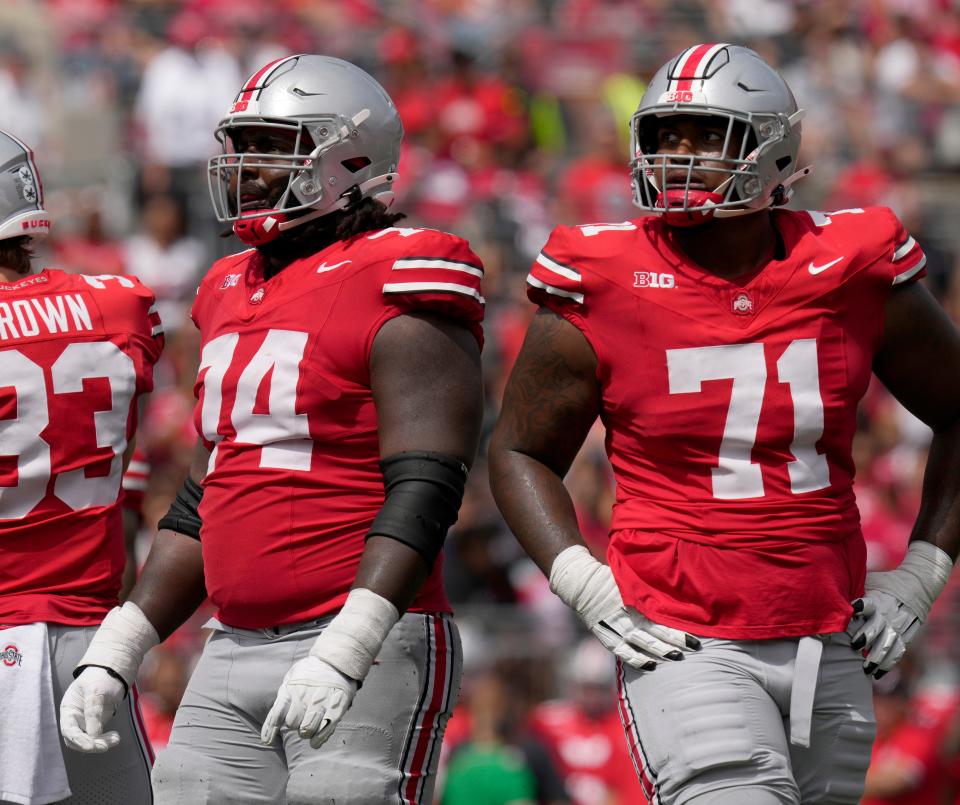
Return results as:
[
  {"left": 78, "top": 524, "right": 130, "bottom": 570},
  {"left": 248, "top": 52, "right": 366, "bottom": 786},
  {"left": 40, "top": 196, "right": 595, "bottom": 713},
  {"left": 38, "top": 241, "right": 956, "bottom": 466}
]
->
[
  {"left": 0, "top": 131, "right": 161, "bottom": 804},
  {"left": 60, "top": 55, "right": 483, "bottom": 805},
  {"left": 490, "top": 43, "right": 960, "bottom": 804}
]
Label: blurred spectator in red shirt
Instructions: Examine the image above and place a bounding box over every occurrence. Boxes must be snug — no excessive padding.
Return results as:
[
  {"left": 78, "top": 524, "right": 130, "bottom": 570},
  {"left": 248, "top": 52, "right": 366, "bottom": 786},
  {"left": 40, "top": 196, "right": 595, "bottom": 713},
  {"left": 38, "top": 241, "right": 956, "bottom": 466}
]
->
[
  {"left": 863, "top": 659, "right": 956, "bottom": 804},
  {"left": 124, "top": 193, "right": 204, "bottom": 334},
  {"left": 434, "top": 47, "right": 527, "bottom": 159},
  {"left": 555, "top": 105, "right": 633, "bottom": 225},
  {"left": 52, "top": 192, "right": 126, "bottom": 276},
  {"left": 528, "top": 639, "right": 643, "bottom": 805}
]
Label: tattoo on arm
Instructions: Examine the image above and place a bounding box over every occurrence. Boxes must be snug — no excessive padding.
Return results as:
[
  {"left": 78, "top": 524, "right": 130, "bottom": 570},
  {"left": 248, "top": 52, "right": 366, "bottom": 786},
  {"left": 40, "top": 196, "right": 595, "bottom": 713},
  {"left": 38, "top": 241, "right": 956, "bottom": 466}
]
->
[{"left": 497, "top": 309, "right": 600, "bottom": 477}]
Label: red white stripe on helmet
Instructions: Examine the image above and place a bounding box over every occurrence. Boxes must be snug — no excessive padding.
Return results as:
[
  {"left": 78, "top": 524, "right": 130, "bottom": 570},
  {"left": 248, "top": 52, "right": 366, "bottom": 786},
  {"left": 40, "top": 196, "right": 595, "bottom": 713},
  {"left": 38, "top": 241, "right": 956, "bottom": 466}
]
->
[
  {"left": 670, "top": 43, "right": 730, "bottom": 92},
  {"left": 229, "top": 54, "right": 301, "bottom": 114},
  {"left": 239, "top": 54, "right": 300, "bottom": 102}
]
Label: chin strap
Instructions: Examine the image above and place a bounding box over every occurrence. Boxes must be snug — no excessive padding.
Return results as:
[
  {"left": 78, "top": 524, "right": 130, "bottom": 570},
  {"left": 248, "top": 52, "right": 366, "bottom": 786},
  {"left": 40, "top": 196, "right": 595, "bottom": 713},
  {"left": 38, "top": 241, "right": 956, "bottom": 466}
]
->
[
  {"left": 710, "top": 164, "right": 813, "bottom": 219},
  {"left": 234, "top": 173, "right": 398, "bottom": 246},
  {"left": 276, "top": 173, "right": 397, "bottom": 234}
]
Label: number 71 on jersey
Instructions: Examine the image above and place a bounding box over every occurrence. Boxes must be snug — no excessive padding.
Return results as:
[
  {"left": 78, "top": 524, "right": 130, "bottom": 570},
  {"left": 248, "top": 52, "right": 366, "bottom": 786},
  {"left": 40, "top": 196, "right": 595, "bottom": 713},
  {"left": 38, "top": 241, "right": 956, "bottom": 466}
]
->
[{"left": 667, "top": 339, "right": 830, "bottom": 500}]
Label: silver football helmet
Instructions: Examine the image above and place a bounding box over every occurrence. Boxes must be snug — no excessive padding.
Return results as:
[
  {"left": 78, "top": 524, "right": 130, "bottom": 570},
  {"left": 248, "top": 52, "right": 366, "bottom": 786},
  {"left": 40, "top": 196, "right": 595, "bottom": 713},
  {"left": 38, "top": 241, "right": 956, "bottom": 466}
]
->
[
  {"left": 0, "top": 130, "right": 49, "bottom": 241},
  {"left": 207, "top": 54, "right": 402, "bottom": 245},
  {"left": 630, "top": 44, "right": 808, "bottom": 226}
]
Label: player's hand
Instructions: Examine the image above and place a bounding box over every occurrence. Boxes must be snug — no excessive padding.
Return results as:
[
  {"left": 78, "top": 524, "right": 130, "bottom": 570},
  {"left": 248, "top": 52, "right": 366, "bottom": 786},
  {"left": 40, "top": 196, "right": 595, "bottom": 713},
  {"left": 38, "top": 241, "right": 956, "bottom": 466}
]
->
[
  {"left": 261, "top": 656, "right": 359, "bottom": 749},
  {"left": 549, "top": 545, "right": 700, "bottom": 671},
  {"left": 848, "top": 541, "right": 953, "bottom": 678},
  {"left": 60, "top": 666, "right": 126, "bottom": 753},
  {"left": 592, "top": 604, "right": 700, "bottom": 671}
]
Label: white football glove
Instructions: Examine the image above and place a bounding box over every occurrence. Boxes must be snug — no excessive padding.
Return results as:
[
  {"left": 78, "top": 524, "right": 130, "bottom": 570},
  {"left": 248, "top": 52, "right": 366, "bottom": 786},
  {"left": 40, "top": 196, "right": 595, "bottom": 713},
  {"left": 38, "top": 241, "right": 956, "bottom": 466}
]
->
[
  {"left": 60, "top": 667, "right": 127, "bottom": 752},
  {"left": 261, "top": 656, "right": 358, "bottom": 749},
  {"left": 848, "top": 541, "right": 953, "bottom": 678},
  {"left": 549, "top": 545, "right": 700, "bottom": 671},
  {"left": 262, "top": 588, "right": 399, "bottom": 749},
  {"left": 60, "top": 602, "right": 159, "bottom": 753}
]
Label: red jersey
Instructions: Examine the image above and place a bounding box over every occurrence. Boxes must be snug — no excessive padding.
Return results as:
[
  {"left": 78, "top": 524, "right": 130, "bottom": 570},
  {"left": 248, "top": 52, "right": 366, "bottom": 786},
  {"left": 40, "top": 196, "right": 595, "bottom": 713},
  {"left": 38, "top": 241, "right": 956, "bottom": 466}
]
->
[
  {"left": 527, "top": 208, "right": 926, "bottom": 639},
  {"left": 0, "top": 269, "right": 163, "bottom": 626},
  {"left": 191, "top": 227, "right": 484, "bottom": 629},
  {"left": 528, "top": 701, "right": 643, "bottom": 805}
]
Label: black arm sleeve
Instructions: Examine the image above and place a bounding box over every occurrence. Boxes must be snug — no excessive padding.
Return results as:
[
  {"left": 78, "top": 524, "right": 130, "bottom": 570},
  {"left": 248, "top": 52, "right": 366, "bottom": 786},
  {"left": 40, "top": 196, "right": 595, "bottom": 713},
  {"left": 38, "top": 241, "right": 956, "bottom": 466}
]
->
[
  {"left": 156, "top": 476, "right": 203, "bottom": 540},
  {"left": 366, "top": 451, "right": 468, "bottom": 568}
]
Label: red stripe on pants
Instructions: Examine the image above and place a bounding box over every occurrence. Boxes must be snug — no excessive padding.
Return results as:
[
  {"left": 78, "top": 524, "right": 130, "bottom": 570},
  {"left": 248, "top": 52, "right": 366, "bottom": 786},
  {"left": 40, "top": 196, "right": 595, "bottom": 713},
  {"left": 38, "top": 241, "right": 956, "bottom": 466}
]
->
[{"left": 402, "top": 617, "right": 449, "bottom": 804}]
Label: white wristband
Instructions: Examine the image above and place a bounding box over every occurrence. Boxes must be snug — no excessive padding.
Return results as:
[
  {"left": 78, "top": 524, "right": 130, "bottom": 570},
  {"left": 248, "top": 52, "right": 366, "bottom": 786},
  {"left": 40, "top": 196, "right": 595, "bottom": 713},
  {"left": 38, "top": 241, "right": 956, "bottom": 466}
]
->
[
  {"left": 548, "top": 545, "right": 621, "bottom": 629},
  {"left": 310, "top": 588, "right": 400, "bottom": 682},
  {"left": 77, "top": 602, "right": 160, "bottom": 688},
  {"left": 897, "top": 541, "right": 953, "bottom": 617}
]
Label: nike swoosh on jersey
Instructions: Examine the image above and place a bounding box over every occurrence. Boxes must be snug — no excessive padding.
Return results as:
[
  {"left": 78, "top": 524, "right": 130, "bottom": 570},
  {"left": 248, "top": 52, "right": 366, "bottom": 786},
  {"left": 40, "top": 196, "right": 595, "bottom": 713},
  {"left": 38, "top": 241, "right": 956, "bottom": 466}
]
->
[
  {"left": 808, "top": 257, "right": 844, "bottom": 275},
  {"left": 316, "top": 260, "right": 352, "bottom": 273}
]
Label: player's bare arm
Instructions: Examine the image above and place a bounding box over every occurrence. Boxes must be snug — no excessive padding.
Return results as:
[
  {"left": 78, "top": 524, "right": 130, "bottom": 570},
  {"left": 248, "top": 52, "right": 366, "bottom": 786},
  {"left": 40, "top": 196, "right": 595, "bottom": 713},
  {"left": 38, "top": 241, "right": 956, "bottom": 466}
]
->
[
  {"left": 848, "top": 281, "right": 960, "bottom": 676},
  {"left": 490, "top": 309, "right": 699, "bottom": 670},
  {"left": 128, "top": 438, "right": 211, "bottom": 638},
  {"left": 873, "top": 281, "right": 960, "bottom": 558},
  {"left": 357, "top": 311, "right": 483, "bottom": 610},
  {"left": 60, "top": 439, "right": 210, "bottom": 753},
  {"left": 489, "top": 308, "right": 600, "bottom": 573}
]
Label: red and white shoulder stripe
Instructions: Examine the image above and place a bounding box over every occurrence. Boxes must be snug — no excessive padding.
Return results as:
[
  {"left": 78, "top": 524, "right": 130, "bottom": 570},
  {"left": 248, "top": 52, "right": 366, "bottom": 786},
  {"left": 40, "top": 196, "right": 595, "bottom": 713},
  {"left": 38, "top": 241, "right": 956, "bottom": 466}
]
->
[
  {"left": 147, "top": 302, "right": 164, "bottom": 338},
  {"left": 527, "top": 249, "right": 584, "bottom": 304},
  {"left": 383, "top": 256, "right": 484, "bottom": 304},
  {"left": 890, "top": 235, "right": 926, "bottom": 286}
]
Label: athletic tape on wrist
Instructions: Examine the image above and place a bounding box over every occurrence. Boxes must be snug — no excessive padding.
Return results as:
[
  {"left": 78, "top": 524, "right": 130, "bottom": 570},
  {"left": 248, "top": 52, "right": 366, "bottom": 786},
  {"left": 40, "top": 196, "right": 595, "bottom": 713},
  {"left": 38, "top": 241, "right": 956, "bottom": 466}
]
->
[
  {"left": 75, "top": 602, "right": 160, "bottom": 688},
  {"left": 875, "top": 541, "right": 954, "bottom": 619},
  {"left": 309, "top": 588, "right": 400, "bottom": 682},
  {"left": 548, "top": 545, "right": 622, "bottom": 628}
]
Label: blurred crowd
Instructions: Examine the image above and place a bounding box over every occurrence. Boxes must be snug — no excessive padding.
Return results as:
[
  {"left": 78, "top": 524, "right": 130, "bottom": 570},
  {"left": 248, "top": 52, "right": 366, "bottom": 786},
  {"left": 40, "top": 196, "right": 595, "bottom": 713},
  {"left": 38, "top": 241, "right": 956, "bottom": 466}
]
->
[{"left": 9, "top": 0, "right": 960, "bottom": 801}]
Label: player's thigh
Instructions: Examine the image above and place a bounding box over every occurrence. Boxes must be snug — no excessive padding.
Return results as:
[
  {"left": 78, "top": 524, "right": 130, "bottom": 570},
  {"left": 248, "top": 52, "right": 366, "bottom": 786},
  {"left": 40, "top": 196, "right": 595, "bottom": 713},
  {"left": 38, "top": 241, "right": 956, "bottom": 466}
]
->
[
  {"left": 618, "top": 639, "right": 800, "bottom": 805},
  {"left": 789, "top": 634, "right": 875, "bottom": 804},
  {"left": 285, "top": 613, "right": 462, "bottom": 805},
  {"left": 48, "top": 625, "right": 154, "bottom": 805},
  {"left": 152, "top": 630, "right": 288, "bottom": 805}
]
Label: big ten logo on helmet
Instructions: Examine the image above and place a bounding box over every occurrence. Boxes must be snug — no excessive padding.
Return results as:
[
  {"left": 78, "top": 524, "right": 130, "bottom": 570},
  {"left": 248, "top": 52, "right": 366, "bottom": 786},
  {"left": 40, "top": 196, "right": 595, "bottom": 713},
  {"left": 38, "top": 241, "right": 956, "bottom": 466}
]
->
[
  {"left": 634, "top": 272, "right": 675, "bottom": 289},
  {"left": 662, "top": 90, "right": 694, "bottom": 103},
  {"left": 230, "top": 100, "right": 250, "bottom": 114}
]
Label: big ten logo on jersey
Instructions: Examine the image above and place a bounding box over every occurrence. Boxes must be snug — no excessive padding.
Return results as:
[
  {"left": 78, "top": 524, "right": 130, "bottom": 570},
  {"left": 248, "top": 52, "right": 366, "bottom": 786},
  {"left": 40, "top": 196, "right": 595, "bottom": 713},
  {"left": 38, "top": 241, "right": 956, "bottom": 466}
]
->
[
  {"left": 220, "top": 273, "right": 241, "bottom": 290},
  {"left": 634, "top": 271, "right": 675, "bottom": 289}
]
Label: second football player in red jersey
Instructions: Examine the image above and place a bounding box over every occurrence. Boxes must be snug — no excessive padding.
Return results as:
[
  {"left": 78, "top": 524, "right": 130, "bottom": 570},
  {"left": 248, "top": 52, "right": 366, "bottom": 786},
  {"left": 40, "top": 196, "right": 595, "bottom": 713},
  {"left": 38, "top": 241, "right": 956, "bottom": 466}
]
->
[
  {"left": 0, "top": 131, "right": 161, "bottom": 804},
  {"left": 490, "top": 44, "right": 960, "bottom": 803},
  {"left": 60, "top": 55, "right": 484, "bottom": 804}
]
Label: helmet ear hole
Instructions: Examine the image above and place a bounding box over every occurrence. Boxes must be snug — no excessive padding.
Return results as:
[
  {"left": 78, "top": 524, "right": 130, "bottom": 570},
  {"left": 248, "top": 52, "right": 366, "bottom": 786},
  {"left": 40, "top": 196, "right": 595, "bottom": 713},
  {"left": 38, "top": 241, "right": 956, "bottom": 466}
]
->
[
  {"left": 776, "top": 156, "right": 792, "bottom": 171},
  {"left": 341, "top": 156, "right": 372, "bottom": 173}
]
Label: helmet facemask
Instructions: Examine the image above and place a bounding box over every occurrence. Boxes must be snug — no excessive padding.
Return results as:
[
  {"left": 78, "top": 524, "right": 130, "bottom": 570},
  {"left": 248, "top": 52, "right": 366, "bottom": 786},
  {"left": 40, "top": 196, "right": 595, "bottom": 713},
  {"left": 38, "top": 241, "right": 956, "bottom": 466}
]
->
[
  {"left": 207, "top": 108, "right": 390, "bottom": 245},
  {"left": 630, "top": 108, "right": 801, "bottom": 226}
]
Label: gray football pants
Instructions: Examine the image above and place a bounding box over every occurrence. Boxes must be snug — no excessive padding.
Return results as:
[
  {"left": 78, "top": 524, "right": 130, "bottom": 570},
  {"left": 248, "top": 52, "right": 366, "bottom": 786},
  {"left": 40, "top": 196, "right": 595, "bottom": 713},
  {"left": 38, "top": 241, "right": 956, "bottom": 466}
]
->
[
  {"left": 616, "top": 632, "right": 875, "bottom": 804},
  {"left": 0, "top": 624, "right": 154, "bottom": 805},
  {"left": 152, "top": 612, "right": 461, "bottom": 804}
]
